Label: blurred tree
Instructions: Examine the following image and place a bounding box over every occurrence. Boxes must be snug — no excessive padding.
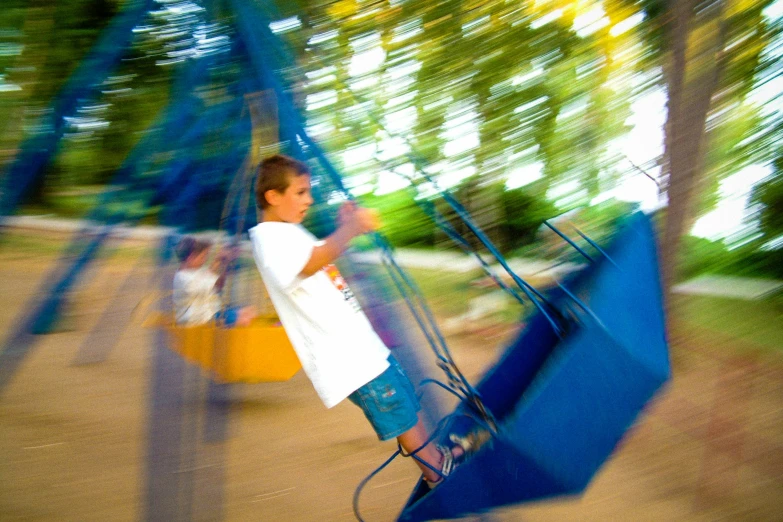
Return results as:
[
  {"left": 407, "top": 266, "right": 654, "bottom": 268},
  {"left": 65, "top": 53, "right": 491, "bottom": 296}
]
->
[
  {"left": 0, "top": 0, "right": 178, "bottom": 205},
  {"left": 2, "top": 0, "right": 780, "bottom": 277},
  {"left": 0, "top": 0, "right": 121, "bottom": 202},
  {"left": 286, "top": 0, "right": 648, "bottom": 253},
  {"left": 659, "top": 0, "right": 728, "bottom": 299},
  {"left": 0, "top": 1, "right": 52, "bottom": 164},
  {"left": 358, "top": 189, "right": 436, "bottom": 247},
  {"left": 499, "top": 182, "right": 557, "bottom": 252},
  {"left": 632, "top": 0, "right": 779, "bottom": 300}
]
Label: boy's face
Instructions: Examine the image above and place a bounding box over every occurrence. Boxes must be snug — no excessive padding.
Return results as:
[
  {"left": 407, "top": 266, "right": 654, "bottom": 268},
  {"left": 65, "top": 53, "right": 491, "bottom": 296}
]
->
[{"left": 266, "top": 174, "right": 313, "bottom": 224}]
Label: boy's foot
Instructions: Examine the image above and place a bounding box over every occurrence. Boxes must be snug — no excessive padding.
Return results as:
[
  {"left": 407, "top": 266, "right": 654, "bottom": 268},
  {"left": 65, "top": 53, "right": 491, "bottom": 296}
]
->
[
  {"left": 423, "top": 429, "right": 493, "bottom": 490},
  {"left": 425, "top": 444, "right": 460, "bottom": 489},
  {"left": 449, "top": 428, "right": 492, "bottom": 457}
]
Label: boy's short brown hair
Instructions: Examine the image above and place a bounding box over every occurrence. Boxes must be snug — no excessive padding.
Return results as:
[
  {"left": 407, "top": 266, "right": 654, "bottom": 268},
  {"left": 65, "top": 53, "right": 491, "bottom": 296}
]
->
[{"left": 255, "top": 154, "right": 311, "bottom": 210}]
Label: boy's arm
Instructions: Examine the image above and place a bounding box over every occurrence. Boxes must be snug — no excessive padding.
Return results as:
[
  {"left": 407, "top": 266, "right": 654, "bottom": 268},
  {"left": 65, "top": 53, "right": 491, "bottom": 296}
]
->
[{"left": 300, "top": 204, "right": 378, "bottom": 277}]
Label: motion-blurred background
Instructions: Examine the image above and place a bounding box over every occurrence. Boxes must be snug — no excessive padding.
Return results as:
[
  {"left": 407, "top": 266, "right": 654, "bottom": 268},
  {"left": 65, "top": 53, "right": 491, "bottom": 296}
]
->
[{"left": 0, "top": 1, "right": 781, "bottom": 521}]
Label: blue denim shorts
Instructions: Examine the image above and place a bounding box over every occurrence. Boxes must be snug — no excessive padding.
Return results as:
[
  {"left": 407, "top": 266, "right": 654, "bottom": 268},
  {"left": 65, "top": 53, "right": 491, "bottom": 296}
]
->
[{"left": 348, "top": 354, "right": 421, "bottom": 441}]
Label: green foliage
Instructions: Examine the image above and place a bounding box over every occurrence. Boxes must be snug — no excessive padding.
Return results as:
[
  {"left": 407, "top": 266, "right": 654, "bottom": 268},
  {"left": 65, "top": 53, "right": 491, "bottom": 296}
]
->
[
  {"left": 678, "top": 235, "right": 733, "bottom": 280},
  {"left": 358, "top": 190, "right": 436, "bottom": 247},
  {"left": 744, "top": 159, "right": 783, "bottom": 278},
  {"left": 2, "top": 0, "right": 781, "bottom": 290},
  {"left": 522, "top": 199, "right": 640, "bottom": 261},
  {"left": 751, "top": 157, "right": 783, "bottom": 239},
  {"left": 678, "top": 235, "right": 783, "bottom": 280},
  {"left": 580, "top": 200, "right": 640, "bottom": 234},
  {"left": 499, "top": 184, "right": 557, "bottom": 251},
  {"left": 425, "top": 178, "right": 557, "bottom": 254}
]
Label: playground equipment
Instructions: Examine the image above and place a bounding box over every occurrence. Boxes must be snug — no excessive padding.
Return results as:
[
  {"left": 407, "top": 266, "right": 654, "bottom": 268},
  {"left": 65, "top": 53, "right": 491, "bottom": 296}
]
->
[
  {"left": 397, "top": 212, "right": 669, "bottom": 521},
  {"left": 144, "top": 312, "right": 300, "bottom": 383},
  {"left": 0, "top": 2, "right": 670, "bottom": 521},
  {"left": 232, "top": 6, "right": 670, "bottom": 517}
]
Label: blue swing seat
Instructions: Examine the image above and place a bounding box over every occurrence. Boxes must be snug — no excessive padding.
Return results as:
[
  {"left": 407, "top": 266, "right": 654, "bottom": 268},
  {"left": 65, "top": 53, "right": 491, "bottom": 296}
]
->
[{"left": 398, "top": 212, "right": 670, "bottom": 521}]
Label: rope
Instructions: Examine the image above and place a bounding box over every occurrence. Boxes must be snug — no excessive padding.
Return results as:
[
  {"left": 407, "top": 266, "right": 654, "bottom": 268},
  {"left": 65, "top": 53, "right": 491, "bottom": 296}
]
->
[
  {"left": 543, "top": 220, "right": 595, "bottom": 263},
  {"left": 417, "top": 198, "right": 565, "bottom": 335},
  {"left": 239, "top": 9, "right": 508, "bottom": 432},
  {"left": 352, "top": 414, "right": 450, "bottom": 522},
  {"left": 572, "top": 225, "right": 619, "bottom": 268},
  {"left": 217, "top": 88, "right": 273, "bottom": 317},
  {"left": 352, "top": 387, "right": 499, "bottom": 522},
  {"left": 352, "top": 449, "right": 402, "bottom": 522},
  {"left": 295, "top": 128, "right": 489, "bottom": 414},
  {"left": 264, "top": 30, "right": 567, "bottom": 334},
  {"left": 376, "top": 245, "right": 479, "bottom": 404},
  {"left": 214, "top": 153, "right": 253, "bottom": 322},
  {"left": 247, "top": 14, "right": 550, "bottom": 309}
]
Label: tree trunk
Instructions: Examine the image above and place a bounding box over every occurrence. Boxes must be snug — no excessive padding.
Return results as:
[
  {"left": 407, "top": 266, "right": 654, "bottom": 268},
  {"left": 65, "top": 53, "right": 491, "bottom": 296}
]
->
[{"left": 661, "top": 0, "right": 727, "bottom": 306}]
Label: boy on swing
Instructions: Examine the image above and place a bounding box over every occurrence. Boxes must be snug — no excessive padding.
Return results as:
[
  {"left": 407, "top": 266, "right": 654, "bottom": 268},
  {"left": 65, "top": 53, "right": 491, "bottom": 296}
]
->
[{"left": 249, "top": 154, "right": 458, "bottom": 487}]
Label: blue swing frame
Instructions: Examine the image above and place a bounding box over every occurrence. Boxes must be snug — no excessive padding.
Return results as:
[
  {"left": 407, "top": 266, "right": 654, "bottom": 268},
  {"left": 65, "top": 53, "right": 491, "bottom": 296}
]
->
[
  {"left": 0, "top": 2, "right": 671, "bottom": 519},
  {"left": 398, "top": 211, "right": 670, "bottom": 521}
]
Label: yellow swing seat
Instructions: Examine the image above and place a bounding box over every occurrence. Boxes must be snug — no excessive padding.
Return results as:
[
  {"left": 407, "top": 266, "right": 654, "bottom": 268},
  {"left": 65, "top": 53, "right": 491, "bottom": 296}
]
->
[{"left": 145, "top": 313, "right": 301, "bottom": 383}]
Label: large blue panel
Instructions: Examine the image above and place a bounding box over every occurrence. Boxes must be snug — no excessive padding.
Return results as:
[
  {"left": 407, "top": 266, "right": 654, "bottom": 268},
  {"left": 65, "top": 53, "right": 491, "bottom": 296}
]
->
[
  {"left": 398, "top": 212, "right": 670, "bottom": 521},
  {"left": 586, "top": 213, "right": 669, "bottom": 379},
  {"left": 504, "top": 321, "right": 663, "bottom": 490}
]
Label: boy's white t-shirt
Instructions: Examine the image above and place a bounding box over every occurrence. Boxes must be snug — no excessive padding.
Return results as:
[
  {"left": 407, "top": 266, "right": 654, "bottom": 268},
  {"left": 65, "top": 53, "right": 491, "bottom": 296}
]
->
[
  {"left": 173, "top": 267, "right": 221, "bottom": 325},
  {"left": 249, "top": 222, "right": 390, "bottom": 408}
]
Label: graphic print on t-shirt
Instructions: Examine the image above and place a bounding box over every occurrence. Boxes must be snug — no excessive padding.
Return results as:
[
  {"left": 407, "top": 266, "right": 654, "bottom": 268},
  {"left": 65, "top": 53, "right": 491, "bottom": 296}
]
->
[{"left": 323, "top": 264, "right": 360, "bottom": 312}]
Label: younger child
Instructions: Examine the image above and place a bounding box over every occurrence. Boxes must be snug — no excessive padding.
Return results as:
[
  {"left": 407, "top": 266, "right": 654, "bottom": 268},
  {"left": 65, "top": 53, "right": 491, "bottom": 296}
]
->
[
  {"left": 249, "top": 155, "right": 457, "bottom": 486},
  {"left": 173, "top": 237, "right": 227, "bottom": 326},
  {"left": 173, "top": 237, "right": 257, "bottom": 326}
]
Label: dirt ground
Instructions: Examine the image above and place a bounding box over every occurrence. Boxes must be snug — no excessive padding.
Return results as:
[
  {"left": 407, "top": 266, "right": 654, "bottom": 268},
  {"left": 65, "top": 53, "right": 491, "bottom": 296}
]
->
[{"left": 0, "top": 239, "right": 781, "bottom": 522}]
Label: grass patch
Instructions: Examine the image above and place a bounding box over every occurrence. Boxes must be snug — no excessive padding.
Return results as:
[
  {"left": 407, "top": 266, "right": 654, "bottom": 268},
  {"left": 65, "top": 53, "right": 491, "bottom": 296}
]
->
[
  {"left": 402, "top": 266, "right": 486, "bottom": 317},
  {"left": 380, "top": 267, "right": 783, "bottom": 355},
  {"left": 0, "top": 232, "right": 69, "bottom": 259},
  {"left": 675, "top": 295, "right": 783, "bottom": 354},
  {"left": 385, "top": 266, "right": 530, "bottom": 326},
  {"left": 0, "top": 229, "right": 153, "bottom": 264}
]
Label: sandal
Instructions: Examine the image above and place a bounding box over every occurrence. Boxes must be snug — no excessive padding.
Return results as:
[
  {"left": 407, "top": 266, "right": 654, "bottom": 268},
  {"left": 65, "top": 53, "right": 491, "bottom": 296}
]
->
[{"left": 425, "top": 445, "right": 456, "bottom": 489}]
